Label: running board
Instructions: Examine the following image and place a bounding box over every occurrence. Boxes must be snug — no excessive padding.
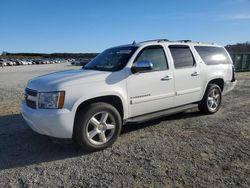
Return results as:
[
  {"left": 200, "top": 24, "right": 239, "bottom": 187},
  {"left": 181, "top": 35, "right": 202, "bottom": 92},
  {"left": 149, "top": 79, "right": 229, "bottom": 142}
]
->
[{"left": 125, "top": 104, "right": 198, "bottom": 124}]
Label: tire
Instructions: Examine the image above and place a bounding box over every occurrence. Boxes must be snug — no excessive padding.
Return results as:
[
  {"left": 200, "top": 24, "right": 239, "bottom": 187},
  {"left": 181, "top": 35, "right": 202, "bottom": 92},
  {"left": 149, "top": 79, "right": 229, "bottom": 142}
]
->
[
  {"left": 74, "top": 102, "right": 122, "bottom": 151},
  {"left": 198, "top": 84, "right": 222, "bottom": 114}
]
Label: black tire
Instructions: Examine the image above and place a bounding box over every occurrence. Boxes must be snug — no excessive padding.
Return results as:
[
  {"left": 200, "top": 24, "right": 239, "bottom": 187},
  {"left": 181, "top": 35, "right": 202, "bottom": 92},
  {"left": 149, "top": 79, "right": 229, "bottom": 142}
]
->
[
  {"left": 198, "top": 84, "right": 222, "bottom": 114},
  {"left": 74, "top": 102, "right": 122, "bottom": 151}
]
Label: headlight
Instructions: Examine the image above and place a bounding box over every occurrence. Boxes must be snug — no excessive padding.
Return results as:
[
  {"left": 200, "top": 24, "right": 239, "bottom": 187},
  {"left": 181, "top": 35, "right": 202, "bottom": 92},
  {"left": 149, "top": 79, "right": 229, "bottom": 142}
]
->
[{"left": 38, "top": 91, "right": 65, "bottom": 109}]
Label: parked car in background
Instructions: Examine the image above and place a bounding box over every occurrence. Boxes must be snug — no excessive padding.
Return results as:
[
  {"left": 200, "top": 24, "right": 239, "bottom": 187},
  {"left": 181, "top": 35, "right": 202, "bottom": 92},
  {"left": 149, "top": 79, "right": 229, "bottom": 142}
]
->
[
  {"left": 6, "top": 60, "right": 14, "bottom": 66},
  {"left": 33, "top": 59, "right": 43, "bottom": 64},
  {"left": 71, "top": 59, "right": 91, "bottom": 66},
  {"left": 21, "top": 60, "right": 28, "bottom": 65},
  {"left": 27, "top": 60, "right": 33, "bottom": 65},
  {"left": 0, "top": 58, "right": 69, "bottom": 66},
  {"left": 0, "top": 59, "right": 7, "bottom": 67},
  {"left": 31, "top": 60, "right": 36, "bottom": 65},
  {"left": 15, "top": 59, "right": 22, "bottom": 66},
  {"left": 71, "top": 60, "right": 80, "bottom": 65}
]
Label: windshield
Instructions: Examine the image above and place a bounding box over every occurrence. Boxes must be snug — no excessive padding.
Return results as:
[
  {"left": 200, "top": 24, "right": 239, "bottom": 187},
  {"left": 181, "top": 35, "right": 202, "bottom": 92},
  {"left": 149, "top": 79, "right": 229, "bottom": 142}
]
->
[{"left": 84, "top": 46, "right": 138, "bottom": 72}]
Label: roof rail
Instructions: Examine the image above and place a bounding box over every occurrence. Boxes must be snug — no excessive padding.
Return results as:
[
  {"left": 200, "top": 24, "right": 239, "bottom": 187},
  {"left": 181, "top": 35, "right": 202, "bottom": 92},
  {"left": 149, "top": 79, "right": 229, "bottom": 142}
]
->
[
  {"left": 157, "top": 39, "right": 169, "bottom": 42},
  {"left": 175, "top": 40, "right": 192, "bottom": 43},
  {"left": 137, "top": 39, "right": 216, "bottom": 45},
  {"left": 139, "top": 39, "right": 169, "bottom": 43}
]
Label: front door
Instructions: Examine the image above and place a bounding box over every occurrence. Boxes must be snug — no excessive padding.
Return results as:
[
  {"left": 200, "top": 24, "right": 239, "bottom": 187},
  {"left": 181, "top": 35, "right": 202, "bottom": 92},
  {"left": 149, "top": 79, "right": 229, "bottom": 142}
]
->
[{"left": 127, "top": 45, "right": 175, "bottom": 117}]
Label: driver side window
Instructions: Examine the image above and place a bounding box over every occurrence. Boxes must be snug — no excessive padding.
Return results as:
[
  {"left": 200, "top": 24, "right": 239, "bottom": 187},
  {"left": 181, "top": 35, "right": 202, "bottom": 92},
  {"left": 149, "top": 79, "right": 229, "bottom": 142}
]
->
[{"left": 134, "top": 46, "right": 168, "bottom": 71}]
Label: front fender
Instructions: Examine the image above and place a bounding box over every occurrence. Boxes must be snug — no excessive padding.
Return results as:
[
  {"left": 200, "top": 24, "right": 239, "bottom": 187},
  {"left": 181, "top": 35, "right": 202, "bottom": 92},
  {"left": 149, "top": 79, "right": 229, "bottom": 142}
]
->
[{"left": 71, "top": 91, "right": 128, "bottom": 120}]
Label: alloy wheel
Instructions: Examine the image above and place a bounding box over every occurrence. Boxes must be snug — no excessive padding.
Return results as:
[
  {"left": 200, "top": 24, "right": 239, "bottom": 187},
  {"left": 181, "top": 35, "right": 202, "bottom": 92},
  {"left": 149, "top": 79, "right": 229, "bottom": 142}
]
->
[
  {"left": 86, "top": 111, "right": 116, "bottom": 145},
  {"left": 207, "top": 88, "right": 221, "bottom": 112}
]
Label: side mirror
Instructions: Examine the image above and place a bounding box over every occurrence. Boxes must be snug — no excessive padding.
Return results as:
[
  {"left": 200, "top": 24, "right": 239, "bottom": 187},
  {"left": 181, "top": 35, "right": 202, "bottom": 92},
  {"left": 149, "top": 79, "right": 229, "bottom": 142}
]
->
[{"left": 131, "top": 60, "right": 153, "bottom": 73}]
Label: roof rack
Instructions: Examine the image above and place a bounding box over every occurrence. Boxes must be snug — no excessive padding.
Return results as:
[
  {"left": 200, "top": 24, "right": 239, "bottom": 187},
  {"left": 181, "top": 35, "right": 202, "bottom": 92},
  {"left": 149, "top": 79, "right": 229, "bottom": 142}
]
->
[
  {"left": 173, "top": 40, "right": 216, "bottom": 45},
  {"left": 139, "top": 39, "right": 169, "bottom": 43},
  {"left": 175, "top": 40, "right": 192, "bottom": 43},
  {"left": 157, "top": 39, "right": 169, "bottom": 42},
  {"left": 136, "top": 39, "right": 216, "bottom": 45}
]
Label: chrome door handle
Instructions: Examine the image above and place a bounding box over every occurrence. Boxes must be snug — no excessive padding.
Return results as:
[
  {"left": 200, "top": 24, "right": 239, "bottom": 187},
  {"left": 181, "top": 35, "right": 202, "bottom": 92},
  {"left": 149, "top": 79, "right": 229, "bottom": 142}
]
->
[
  {"left": 191, "top": 72, "right": 200, "bottom": 76},
  {"left": 161, "top": 75, "right": 173, "bottom": 81}
]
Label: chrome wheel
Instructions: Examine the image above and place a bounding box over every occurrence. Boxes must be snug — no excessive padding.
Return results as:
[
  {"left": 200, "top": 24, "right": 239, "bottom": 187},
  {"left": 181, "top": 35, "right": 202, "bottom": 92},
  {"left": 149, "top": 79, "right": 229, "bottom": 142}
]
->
[
  {"left": 86, "top": 111, "right": 116, "bottom": 145},
  {"left": 207, "top": 88, "right": 221, "bottom": 112}
]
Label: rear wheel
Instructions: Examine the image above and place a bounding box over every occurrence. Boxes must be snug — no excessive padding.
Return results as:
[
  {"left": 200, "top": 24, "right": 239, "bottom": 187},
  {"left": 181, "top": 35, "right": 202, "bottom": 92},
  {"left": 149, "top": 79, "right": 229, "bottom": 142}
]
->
[
  {"left": 74, "top": 102, "right": 122, "bottom": 151},
  {"left": 199, "top": 84, "right": 222, "bottom": 114}
]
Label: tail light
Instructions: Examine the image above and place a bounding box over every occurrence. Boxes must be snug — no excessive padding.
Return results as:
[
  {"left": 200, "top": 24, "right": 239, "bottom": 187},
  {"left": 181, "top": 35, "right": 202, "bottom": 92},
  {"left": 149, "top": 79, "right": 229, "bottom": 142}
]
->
[{"left": 232, "top": 65, "right": 236, "bottom": 82}]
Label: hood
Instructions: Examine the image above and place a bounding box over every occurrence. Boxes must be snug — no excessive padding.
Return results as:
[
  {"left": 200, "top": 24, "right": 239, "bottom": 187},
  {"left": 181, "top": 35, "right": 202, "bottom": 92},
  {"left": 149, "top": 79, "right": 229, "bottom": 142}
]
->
[{"left": 27, "top": 69, "right": 111, "bottom": 91}]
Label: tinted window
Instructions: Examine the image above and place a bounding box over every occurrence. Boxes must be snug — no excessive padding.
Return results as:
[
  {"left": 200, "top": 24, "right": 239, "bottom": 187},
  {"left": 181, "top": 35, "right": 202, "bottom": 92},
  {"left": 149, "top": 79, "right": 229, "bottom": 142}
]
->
[
  {"left": 195, "top": 46, "right": 231, "bottom": 65},
  {"left": 135, "top": 47, "right": 168, "bottom": 71},
  {"left": 169, "top": 46, "right": 195, "bottom": 69},
  {"left": 84, "top": 46, "right": 137, "bottom": 72}
]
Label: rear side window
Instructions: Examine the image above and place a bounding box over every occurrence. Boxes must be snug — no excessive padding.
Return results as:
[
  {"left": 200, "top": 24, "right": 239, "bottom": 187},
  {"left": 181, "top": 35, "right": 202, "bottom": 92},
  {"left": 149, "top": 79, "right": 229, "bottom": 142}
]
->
[
  {"left": 195, "top": 46, "right": 231, "bottom": 65},
  {"left": 135, "top": 46, "right": 168, "bottom": 71},
  {"left": 169, "top": 46, "right": 195, "bottom": 69}
]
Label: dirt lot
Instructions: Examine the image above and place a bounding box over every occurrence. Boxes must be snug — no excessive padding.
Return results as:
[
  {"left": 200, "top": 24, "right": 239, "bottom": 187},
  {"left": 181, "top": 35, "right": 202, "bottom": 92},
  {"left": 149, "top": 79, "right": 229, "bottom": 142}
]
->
[{"left": 0, "top": 64, "right": 249, "bottom": 187}]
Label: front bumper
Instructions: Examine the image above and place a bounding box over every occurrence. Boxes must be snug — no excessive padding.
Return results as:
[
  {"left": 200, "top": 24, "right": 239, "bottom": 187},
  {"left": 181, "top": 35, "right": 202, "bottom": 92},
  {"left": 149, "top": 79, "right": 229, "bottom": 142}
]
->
[
  {"left": 223, "top": 80, "right": 237, "bottom": 95},
  {"left": 21, "top": 101, "right": 74, "bottom": 138}
]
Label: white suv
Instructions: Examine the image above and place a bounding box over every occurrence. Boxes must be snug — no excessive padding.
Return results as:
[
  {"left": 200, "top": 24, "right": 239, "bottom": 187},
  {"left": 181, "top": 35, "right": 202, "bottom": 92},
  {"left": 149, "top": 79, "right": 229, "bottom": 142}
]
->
[{"left": 21, "top": 39, "right": 237, "bottom": 151}]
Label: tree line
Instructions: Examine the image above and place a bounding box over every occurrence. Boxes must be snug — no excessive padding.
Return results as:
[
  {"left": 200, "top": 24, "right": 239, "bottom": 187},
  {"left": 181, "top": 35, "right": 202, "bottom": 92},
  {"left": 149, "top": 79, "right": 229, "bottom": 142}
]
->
[
  {"left": 1, "top": 42, "right": 250, "bottom": 58},
  {"left": 225, "top": 42, "right": 250, "bottom": 53}
]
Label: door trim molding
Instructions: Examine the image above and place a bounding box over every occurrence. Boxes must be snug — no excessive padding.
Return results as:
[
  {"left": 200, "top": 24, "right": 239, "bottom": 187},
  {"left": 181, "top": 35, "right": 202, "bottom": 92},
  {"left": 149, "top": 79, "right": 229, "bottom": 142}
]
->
[{"left": 176, "top": 87, "right": 201, "bottom": 96}]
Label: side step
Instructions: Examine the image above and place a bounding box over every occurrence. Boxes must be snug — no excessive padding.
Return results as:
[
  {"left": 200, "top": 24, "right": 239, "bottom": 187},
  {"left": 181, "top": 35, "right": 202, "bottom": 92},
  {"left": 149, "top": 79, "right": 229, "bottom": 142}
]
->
[{"left": 125, "top": 104, "right": 198, "bottom": 124}]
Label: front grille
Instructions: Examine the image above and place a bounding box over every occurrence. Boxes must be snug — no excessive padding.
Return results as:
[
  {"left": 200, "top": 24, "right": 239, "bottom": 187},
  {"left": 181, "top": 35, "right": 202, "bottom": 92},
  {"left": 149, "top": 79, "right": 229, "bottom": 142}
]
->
[{"left": 25, "top": 88, "right": 37, "bottom": 109}]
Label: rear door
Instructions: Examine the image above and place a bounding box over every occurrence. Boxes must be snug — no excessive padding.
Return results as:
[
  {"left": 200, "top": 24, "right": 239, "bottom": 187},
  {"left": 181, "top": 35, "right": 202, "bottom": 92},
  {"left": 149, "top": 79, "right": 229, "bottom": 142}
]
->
[{"left": 168, "top": 45, "right": 202, "bottom": 106}]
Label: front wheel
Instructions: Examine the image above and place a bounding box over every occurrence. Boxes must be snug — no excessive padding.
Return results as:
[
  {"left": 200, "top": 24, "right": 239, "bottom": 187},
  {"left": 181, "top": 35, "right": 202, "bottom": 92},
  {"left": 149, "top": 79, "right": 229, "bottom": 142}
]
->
[
  {"left": 199, "top": 84, "right": 222, "bottom": 114},
  {"left": 74, "top": 102, "right": 122, "bottom": 151}
]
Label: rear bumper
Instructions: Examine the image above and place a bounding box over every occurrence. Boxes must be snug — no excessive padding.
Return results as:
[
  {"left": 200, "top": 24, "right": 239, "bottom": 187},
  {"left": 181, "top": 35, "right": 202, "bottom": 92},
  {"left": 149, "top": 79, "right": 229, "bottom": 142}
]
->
[
  {"left": 223, "top": 80, "right": 237, "bottom": 95},
  {"left": 21, "top": 101, "right": 74, "bottom": 138}
]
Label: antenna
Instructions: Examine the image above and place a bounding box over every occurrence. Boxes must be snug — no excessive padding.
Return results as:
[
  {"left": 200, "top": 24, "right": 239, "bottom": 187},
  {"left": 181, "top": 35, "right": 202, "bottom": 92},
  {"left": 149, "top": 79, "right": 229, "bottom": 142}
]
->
[{"left": 132, "top": 40, "right": 136, "bottom": 45}]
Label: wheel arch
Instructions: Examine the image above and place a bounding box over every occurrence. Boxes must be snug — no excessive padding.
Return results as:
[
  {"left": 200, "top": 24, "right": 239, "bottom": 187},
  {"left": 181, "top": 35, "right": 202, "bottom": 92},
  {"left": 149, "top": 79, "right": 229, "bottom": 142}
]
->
[
  {"left": 199, "top": 78, "right": 223, "bottom": 114},
  {"left": 72, "top": 95, "right": 125, "bottom": 136},
  {"left": 75, "top": 95, "right": 124, "bottom": 118},
  {"left": 201, "top": 78, "right": 224, "bottom": 100},
  {"left": 207, "top": 78, "right": 224, "bottom": 91}
]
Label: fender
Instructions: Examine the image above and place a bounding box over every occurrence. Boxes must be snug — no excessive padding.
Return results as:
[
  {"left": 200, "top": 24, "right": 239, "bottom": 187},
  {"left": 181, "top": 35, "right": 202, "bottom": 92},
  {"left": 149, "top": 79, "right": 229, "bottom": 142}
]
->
[
  {"left": 201, "top": 74, "right": 224, "bottom": 99},
  {"left": 71, "top": 91, "right": 128, "bottom": 120}
]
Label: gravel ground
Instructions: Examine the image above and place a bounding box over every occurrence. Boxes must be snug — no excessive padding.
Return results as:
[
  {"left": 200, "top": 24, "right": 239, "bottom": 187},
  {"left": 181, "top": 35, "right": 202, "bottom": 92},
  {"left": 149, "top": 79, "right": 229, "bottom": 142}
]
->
[{"left": 0, "top": 64, "right": 249, "bottom": 187}]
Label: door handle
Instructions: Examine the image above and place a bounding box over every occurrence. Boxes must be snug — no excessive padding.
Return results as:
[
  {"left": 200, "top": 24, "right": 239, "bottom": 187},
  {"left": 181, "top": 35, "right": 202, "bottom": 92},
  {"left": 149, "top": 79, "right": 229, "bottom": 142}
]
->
[
  {"left": 161, "top": 75, "right": 173, "bottom": 81},
  {"left": 191, "top": 72, "right": 200, "bottom": 76}
]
